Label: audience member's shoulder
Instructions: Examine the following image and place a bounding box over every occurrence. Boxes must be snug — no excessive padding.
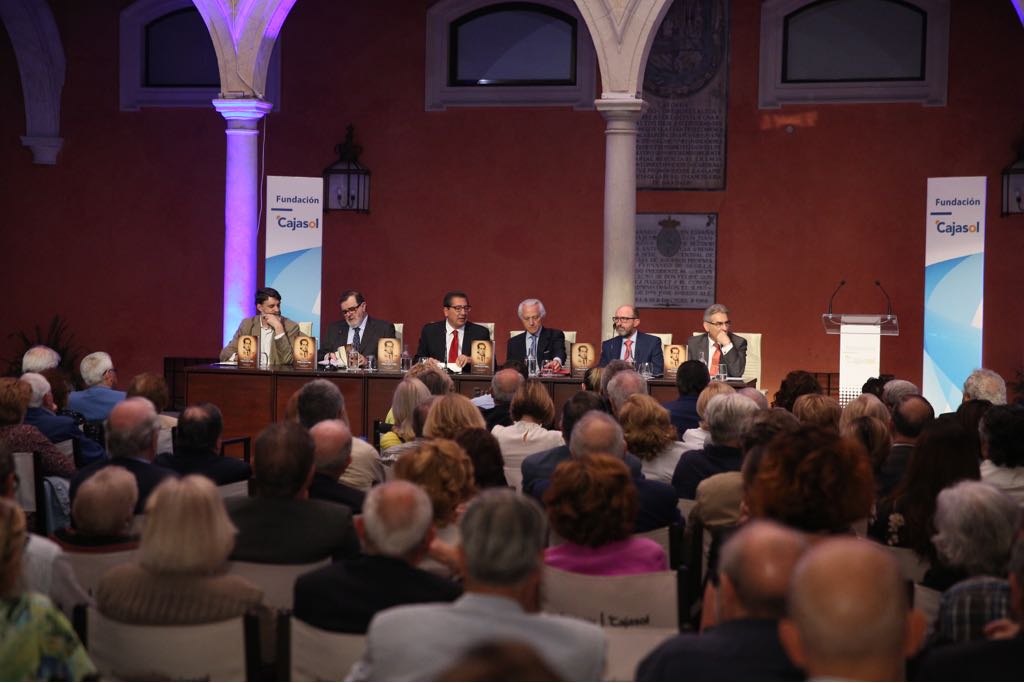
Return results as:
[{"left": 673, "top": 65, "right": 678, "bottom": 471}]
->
[{"left": 308, "top": 496, "right": 354, "bottom": 521}]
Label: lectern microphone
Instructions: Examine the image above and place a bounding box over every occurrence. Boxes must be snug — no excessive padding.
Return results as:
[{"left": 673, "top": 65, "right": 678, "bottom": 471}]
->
[
  {"left": 827, "top": 279, "right": 846, "bottom": 315},
  {"left": 875, "top": 280, "right": 893, "bottom": 317}
]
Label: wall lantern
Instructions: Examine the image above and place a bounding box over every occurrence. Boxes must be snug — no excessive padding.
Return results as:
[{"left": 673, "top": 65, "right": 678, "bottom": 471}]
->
[
  {"left": 323, "top": 125, "right": 371, "bottom": 213},
  {"left": 1002, "top": 139, "right": 1024, "bottom": 216}
]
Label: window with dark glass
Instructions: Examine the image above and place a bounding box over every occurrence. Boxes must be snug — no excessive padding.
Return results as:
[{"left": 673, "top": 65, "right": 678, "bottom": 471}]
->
[{"left": 144, "top": 8, "right": 219, "bottom": 87}]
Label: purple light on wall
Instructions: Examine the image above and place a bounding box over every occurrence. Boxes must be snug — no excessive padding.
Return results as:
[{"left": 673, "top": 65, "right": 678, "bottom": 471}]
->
[{"left": 1014, "top": 0, "right": 1024, "bottom": 26}]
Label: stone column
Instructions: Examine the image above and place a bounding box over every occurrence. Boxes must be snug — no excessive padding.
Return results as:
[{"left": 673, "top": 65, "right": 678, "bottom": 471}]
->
[
  {"left": 213, "top": 98, "right": 273, "bottom": 345},
  {"left": 596, "top": 97, "right": 645, "bottom": 340}
]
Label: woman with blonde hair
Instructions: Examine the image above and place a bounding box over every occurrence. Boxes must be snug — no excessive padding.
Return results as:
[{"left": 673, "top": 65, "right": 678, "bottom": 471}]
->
[
  {"left": 792, "top": 393, "right": 842, "bottom": 431},
  {"left": 619, "top": 394, "right": 685, "bottom": 484},
  {"left": 491, "top": 381, "right": 563, "bottom": 490},
  {"left": 838, "top": 392, "right": 890, "bottom": 431},
  {"left": 96, "top": 475, "right": 264, "bottom": 624},
  {"left": 423, "top": 393, "right": 486, "bottom": 440},
  {"left": 380, "top": 377, "right": 430, "bottom": 451},
  {"left": 681, "top": 381, "right": 736, "bottom": 451}
]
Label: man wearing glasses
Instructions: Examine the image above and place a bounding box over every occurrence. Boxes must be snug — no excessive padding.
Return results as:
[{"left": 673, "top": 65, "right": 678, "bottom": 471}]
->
[
  {"left": 686, "top": 303, "right": 747, "bottom": 378},
  {"left": 320, "top": 289, "right": 397, "bottom": 367},
  {"left": 416, "top": 291, "right": 491, "bottom": 372},
  {"left": 598, "top": 305, "right": 665, "bottom": 376}
]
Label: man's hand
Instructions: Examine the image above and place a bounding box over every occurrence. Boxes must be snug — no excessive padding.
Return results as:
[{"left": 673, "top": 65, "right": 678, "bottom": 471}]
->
[
  {"left": 712, "top": 326, "right": 730, "bottom": 346},
  {"left": 261, "top": 313, "right": 285, "bottom": 335},
  {"left": 455, "top": 354, "right": 471, "bottom": 368},
  {"left": 984, "top": 618, "right": 1020, "bottom": 640},
  {"left": 543, "top": 358, "right": 562, "bottom": 371}
]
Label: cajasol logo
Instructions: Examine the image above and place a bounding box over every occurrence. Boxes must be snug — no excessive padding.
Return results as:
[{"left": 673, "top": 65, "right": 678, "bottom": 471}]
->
[
  {"left": 934, "top": 219, "right": 981, "bottom": 237},
  {"left": 276, "top": 215, "right": 320, "bottom": 231}
]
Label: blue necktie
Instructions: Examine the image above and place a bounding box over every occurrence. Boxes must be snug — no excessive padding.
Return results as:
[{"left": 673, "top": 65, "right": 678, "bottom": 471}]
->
[
  {"left": 528, "top": 335, "right": 536, "bottom": 360},
  {"left": 352, "top": 327, "right": 361, "bottom": 351}
]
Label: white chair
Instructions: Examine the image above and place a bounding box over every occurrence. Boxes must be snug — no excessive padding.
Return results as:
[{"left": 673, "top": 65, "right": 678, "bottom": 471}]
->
[
  {"left": 690, "top": 331, "right": 762, "bottom": 386},
  {"left": 13, "top": 451, "right": 50, "bottom": 533},
  {"left": 503, "top": 465, "right": 523, "bottom": 492},
  {"left": 217, "top": 479, "right": 250, "bottom": 499},
  {"left": 563, "top": 330, "right": 577, "bottom": 363},
  {"left": 297, "top": 321, "right": 313, "bottom": 337},
  {"left": 541, "top": 566, "right": 680, "bottom": 629},
  {"left": 288, "top": 617, "right": 367, "bottom": 681},
  {"left": 886, "top": 546, "right": 931, "bottom": 584},
  {"left": 603, "top": 627, "right": 677, "bottom": 681},
  {"left": 75, "top": 605, "right": 258, "bottom": 681},
  {"left": 63, "top": 548, "right": 138, "bottom": 597},
  {"left": 677, "top": 498, "right": 697, "bottom": 519},
  {"left": 635, "top": 526, "right": 671, "bottom": 560},
  {"left": 394, "top": 322, "right": 404, "bottom": 348},
  {"left": 227, "top": 559, "right": 330, "bottom": 609}
]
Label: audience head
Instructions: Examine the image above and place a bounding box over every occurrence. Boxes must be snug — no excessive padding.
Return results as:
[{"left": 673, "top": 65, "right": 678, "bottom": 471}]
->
[
  {"left": 932, "top": 480, "right": 1019, "bottom": 576},
  {"left": 21, "top": 345, "right": 60, "bottom": 373},
  {"left": 891, "top": 394, "right": 935, "bottom": 441},
  {"left": 106, "top": 397, "right": 160, "bottom": 461},
  {"left": 459, "top": 489, "right": 547, "bottom": 587},
  {"left": 510, "top": 381, "right": 555, "bottom": 425},
  {"left": 39, "top": 368, "right": 71, "bottom": 410},
  {"left": 491, "top": 369, "right": 525, "bottom": 406},
  {"left": 0, "top": 498, "right": 26, "bottom": 598},
  {"left": 606, "top": 370, "right": 648, "bottom": 414},
  {"left": 841, "top": 416, "right": 891, "bottom": 476},
  {"left": 599, "top": 359, "right": 634, "bottom": 397},
  {"left": 962, "top": 368, "right": 1007, "bottom": 405},
  {"left": 545, "top": 455, "right": 637, "bottom": 547},
  {"left": 423, "top": 393, "right": 486, "bottom": 439},
  {"left": 558, "top": 391, "right": 607, "bottom": 442},
  {"left": 772, "top": 370, "right": 822, "bottom": 412},
  {"left": 792, "top": 394, "right": 841, "bottom": 430},
  {"left": 676, "top": 360, "right": 710, "bottom": 396},
  {"left": 358, "top": 480, "right": 434, "bottom": 561},
  {"left": 882, "top": 379, "right": 920, "bottom": 411},
  {"left": 454, "top": 428, "right": 508, "bottom": 489},
  {"left": 738, "top": 387, "right": 769, "bottom": 410},
  {"left": 126, "top": 372, "right": 170, "bottom": 413},
  {"left": 582, "top": 366, "right": 603, "bottom": 393},
  {"left": 80, "top": 351, "right": 116, "bottom": 388},
  {"left": 72, "top": 466, "right": 138, "bottom": 537},
  {"left": 979, "top": 404, "right": 1024, "bottom": 467},
  {"left": 569, "top": 411, "right": 625, "bottom": 459},
  {"left": 310, "top": 419, "right": 353, "bottom": 479},
  {"left": 0, "top": 378, "right": 31, "bottom": 427},
  {"left": 393, "top": 439, "right": 475, "bottom": 525},
  {"left": 839, "top": 392, "right": 889, "bottom": 431},
  {"left": 498, "top": 359, "right": 529, "bottom": 381},
  {"left": 412, "top": 396, "right": 439, "bottom": 439},
  {"left": 19, "top": 372, "right": 51, "bottom": 410},
  {"left": 252, "top": 421, "right": 315, "bottom": 498},
  {"left": 717, "top": 520, "right": 808, "bottom": 621},
  {"left": 390, "top": 377, "right": 430, "bottom": 442},
  {"left": 297, "top": 379, "right": 346, "bottom": 428},
  {"left": 860, "top": 376, "right": 889, "bottom": 399},
  {"left": 741, "top": 408, "right": 800, "bottom": 458},
  {"left": 955, "top": 398, "right": 992, "bottom": 456},
  {"left": 696, "top": 381, "right": 736, "bottom": 429},
  {"left": 407, "top": 362, "right": 455, "bottom": 395},
  {"left": 619, "top": 394, "right": 677, "bottom": 462},
  {"left": 705, "top": 393, "right": 759, "bottom": 446},
  {"left": 139, "top": 475, "right": 237, "bottom": 574},
  {"left": 175, "top": 403, "right": 223, "bottom": 453}
]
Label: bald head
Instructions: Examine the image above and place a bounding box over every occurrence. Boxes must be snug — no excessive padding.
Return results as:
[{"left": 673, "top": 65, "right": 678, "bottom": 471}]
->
[
  {"left": 106, "top": 397, "right": 159, "bottom": 460},
  {"left": 892, "top": 394, "right": 934, "bottom": 441},
  {"left": 738, "top": 387, "right": 769, "bottom": 410},
  {"left": 569, "top": 411, "right": 625, "bottom": 459},
  {"left": 718, "top": 521, "right": 807, "bottom": 620},
  {"left": 606, "top": 370, "right": 648, "bottom": 414},
  {"left": 310, "top": 419, "right": 353, "bottom": 478},
  {"left": 491, "top": 368, "right": 525, "bottom": 405}
]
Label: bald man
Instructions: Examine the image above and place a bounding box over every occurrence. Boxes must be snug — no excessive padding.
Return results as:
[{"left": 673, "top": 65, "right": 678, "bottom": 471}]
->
[
  {"left": 779, "top": 538, "right": 925, "bottom": 681},
  {"left": 638, "top": 521, "right": 807, "bottom": 681},
  {"left": 878, "top": 394, "right": 934, "bottom": 497},
  {"left": 308, "top": 419, "right": 365, "bottom": 514}
]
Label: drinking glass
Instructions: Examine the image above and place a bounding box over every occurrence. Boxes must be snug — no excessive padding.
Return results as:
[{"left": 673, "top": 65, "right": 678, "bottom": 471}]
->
[
  {"left": 716, "top": 362, "right": 729, "bottom": 381},
  {"left": 526, "top": 357, "right": 539, "bottom": 377},
  {"left": 366, "top": 355, "right": 377, "bottom": 373}
]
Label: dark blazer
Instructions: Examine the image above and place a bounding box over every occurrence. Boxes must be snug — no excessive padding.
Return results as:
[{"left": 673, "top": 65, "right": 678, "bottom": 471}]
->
[
  {"left": 70, "top": 456, "right": 177, "bottom": 515},
  {"left": 293, "top": 554, "right": 462, "bottom": 633},
  {"left": 155, "top": 447, "right": 251, "bottom": 486},
  {"left": 415, "top": 320, "right": 491, "bottom": 368},
  {"left": 914, "top": 632, "right": 1024, "bottom": 681},
  {"left": 226, "top": 496, "right": 360, "bottom": 564},
  {"left": 308, "top": 472, "right": 366, "bottom": 514},
  {"left": 506, "top": 327, "right": 566, "bottom": 365},
  {"left": 877, "top": 443, "right": 914, "bottom": 498},
  {"left": 599, "top": 332, "right": 665, "bottom": 376},
  {"left": 662, "top": 395, "right": 701, "bottom": 439},
  {"left": 521, "top": 445, "right": 645, "bottom": 499},
  {"left": 318, "top": 316, "right": 397, "bottom": 360},
  {"left": 685, "top": 332, "right": 748, "bottom": 377},
  {"left": 24, "top": 406, "right": 106, "bottom": 466},
  {"left": 672, "top": 444, "right": 744, "bottom": 500},
  {"left": 482, "top": 402, "right": 513, "bottom": 431}
]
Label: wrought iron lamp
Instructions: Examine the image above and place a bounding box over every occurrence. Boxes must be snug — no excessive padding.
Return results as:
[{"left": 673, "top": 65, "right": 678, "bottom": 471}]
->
[{"left": 323, "top": 125, "right": 371, "bottom": 213}]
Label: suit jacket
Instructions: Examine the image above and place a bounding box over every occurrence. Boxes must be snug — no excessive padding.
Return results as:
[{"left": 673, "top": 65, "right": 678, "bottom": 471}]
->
[
  {"left": 685, "top": 332, "right": 748, "bottom": 378},
  {"left": 226, "top": 496, "right": 360, "bottom": 564},
  {"left": 672, "top": 443, "right": 744, "bottom": 500},
  {"left": 318, "top": 316, "right": 397, "bottom": 360},
  {"left": 219, "top": 315, "right": 302, "bottom": 365},
  {"left": 914, "top": 632, "right": 1024, "bottom": 682},
  {"left": 70, "top": 456, "right": 177, "bottom": 515},
  {"left": 878, "top": 443, "right": 914, "bottom": 498},
  {"left": 599, "top": 332, "right": 665, "bottom": 376},
  {"left": 506, "top": 327, "right": 566, "bottom": 364},
  {"left": 662, "top": 395, "right": 701, "bottom": 439},
  {"left": 415, "top": 320, "right": 491, "bottom": 369},
  {"left": 521, "top": 445, "right": 644, "bottom": 500},
  {"left": 293, "top": 554, "right": 461, "bottom": 633},
  {"left": 308, "top": 472, "right": 366, "bottom": 514},
  {"left": 154, "top": 447, "right": 251, "bottom": 486},
  {"left": 24, "top": 406, "right": 106, "bottom": 466}
]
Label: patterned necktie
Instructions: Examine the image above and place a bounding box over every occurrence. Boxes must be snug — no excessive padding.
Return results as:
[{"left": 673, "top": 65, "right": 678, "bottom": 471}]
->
[
  {"left": 624, "top": 339, "right": 633, "bottom": 363},
  {"left": 448, "top": 329, "right": 459, "bottom": 363},
  {"left": 528, "top": 335, "right": 537, "bottom": 360},
  {"left": 352, "top": 326, "right": 361, "bottom": 351},
  {"left": 710, "top": 343, "right": 722, "bottom": 376}
]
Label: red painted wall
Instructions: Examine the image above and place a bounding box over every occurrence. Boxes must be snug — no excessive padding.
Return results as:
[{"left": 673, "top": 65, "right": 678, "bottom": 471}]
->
[{"left": 2, "top": 0, "right": 1022, "bottom": 400}]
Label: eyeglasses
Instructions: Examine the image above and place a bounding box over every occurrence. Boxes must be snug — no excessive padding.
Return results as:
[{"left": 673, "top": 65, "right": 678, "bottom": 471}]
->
[
  {"left": 707, "top": 320, "right": 732, "bottom": 327},
  {"left": 611, "top": 317, "right": 638, "bottom": 323},
  {"left": 447, "top": 305, "right": 472, "bottom": 312},
  {"left": 341, "top": 303, "right": 364, "bottom": 314}
]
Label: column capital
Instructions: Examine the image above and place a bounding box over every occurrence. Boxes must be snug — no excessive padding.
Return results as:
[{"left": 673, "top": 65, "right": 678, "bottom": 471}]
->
[
  {"left": 213, "top": 98, "right": 273, "bottom": 129},
  {"left": 595, "top": 96, "right": 645, "bottom": 123}
]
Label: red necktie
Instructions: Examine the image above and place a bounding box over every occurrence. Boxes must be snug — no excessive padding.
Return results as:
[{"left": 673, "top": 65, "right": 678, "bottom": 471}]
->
[
  {"left": 710, "top": 343, "right": 722, "bottom": 376},
  {"left": 624, "top": 339, "right": 633, "bottom": 362},
  {"left": 448, "top": 330, "right": 459, "bottom": 363}
]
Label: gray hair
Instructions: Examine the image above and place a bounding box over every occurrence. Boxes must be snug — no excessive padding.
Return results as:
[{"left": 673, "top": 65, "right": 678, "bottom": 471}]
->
[
  {"left": 20, "top": 373, "right": 50, "bottom": 408},
  {"left": 703, "top": 303, "right": 730, "bottom": 323},
  {"left": 297, "top": 379, "right": 345, "bottom": 428},
  {"left": 606, "top": 370, "right": 648, "bottom": 413},
  {"left": 516, "top": 298, "right": 546, "bottom": 319},
  {"left": 362, "top": 481, "right": 433, "bottom": 558},
  {"left": 881, "top": 379, "right": 919, "bottom": 409},
  {"left": 106, "top": 398, "right": 160, "bottom": 459},
  {"left": 963, "top": 368, "right": 1007, "bottom": 405},
  {"left": 22, "top": 345, "right": 60, "bottom": 373},
  {"left": 706, "top": 393, "right": 759, "bottom": 444},
  {"left": 459, "top": 489, "right": 546, "bottom": 585},
  {"left": 491, "top": 368, "right": 525, "bottom": 404},
  {"left": 80, "top": 351, "right": 114, "bottom": 387},
  {"left": 569, "top": 411, "right": 626, "bottom": 458},
  {"left": 932, "top": 481, "right": 1020, "bottom": 575}
]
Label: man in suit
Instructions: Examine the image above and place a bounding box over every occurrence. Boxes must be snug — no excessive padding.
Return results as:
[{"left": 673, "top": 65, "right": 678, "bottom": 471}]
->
[
  {"left": 293, "top": 480, "right": 461, "bottom": 633},
  {"left": 672, "top": 392, "right": 759, "bottom": 499},
  {"left": 226, "top": 421, "right": 360, "bottom": 563},
  {"left": 662, "top": 360, "right": 710, "bottom": 438},
  {"left": 319, "top": 289, "right": 397, "bottom": 367},
  {"left": 876, "top": 394, "right": 933, "bottom": 498},
  {"left": 506, "top": 298, "right": 566, "bottom": 371},
  {"left": 352, "top": 489, "right": 606, "bottom": 681},
  {"left": 638, "top": 521, "right": 808, "bottom": 681},
  {"left": 21, "top": 372, "right": 105, "bottom": 466},
  {"left": 599, "top": 305, "right": 664, "bottom": 376},
  {"left": 685, "top": 303, "right": 748, "bottom": 378},
  {"left": 307, "top": 419, "right": 365, "bottom": 514},
  {"left": 220, "top": 287, "right": 302, "bottom": 366},
  {"left": 482, "top": 368, "right": 524, "bottom": 430},
  {"left": 415, "top": 290, "right": 491, "bottom": 372},
  {"left": 154, "top": 402, "right": 251, "bottom": 485}
]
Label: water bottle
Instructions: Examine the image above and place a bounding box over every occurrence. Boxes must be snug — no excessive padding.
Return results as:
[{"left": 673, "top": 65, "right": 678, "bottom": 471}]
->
[{"left": 400, "top": 346, "right": 412, "bottom": 373}]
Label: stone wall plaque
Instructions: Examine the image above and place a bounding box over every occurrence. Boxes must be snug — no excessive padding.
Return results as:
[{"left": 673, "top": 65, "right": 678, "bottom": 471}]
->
[{"left": 635, "top": 213, "right": 717, "bottom": 309}]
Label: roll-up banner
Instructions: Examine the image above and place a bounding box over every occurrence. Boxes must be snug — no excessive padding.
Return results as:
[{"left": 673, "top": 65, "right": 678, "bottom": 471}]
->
[
  {"left": 265, "top": 176, "right": 323, "bottom": 341},
  {"left": 922, "top": 177, "right": 986, "bottom": 414}
]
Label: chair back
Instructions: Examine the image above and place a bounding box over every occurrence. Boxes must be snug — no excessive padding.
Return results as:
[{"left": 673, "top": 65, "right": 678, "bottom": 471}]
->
[
  {"left": 297, "top": 322, "right": 313, "bottom": 336},
  {"left": 287, "top": 616, "right": 367, "bottom": 681},
  {"left": 227, "top": 559, "right": 330, "bottom": 609},
  {"left": 13, "top": 451, "right": 48, "bottom": 533},
  {"left": 220, "top": 435, "right": 252, "bottom": 463},
  {"left": 735, "top": 331, "right": 762, "bottom": 386},
  {"left": 217, "top": 479, "right": 250, "bottom": 499},
  {"left": 677, "top": 498, "right": 697, "bottom": 519},
  {"left": 63, "top": 548, "right": 139, "bottom": 597},
  {"left": 886, "top": 546, "right": 931, "bottom": 583},
  {"left": 541, "top": 565, "right": 681, "bottom": 629},
  {"left": 563, "top": 331, "right": 577, "bottom": 364},
  {"left": 635, "top": 524, "right": 685, "bottom": 569},
  {"left": 394, "top": 323, "right": 404, "bottom": 348},
  {"left": 603, "top": 627, "right": 677, "bottom": 681},
  {"left": 74, "top": 605, "right": 258, "bottom": 681},
  {"left": 649, "top": 333, "right": 672, "bottom": 347}
]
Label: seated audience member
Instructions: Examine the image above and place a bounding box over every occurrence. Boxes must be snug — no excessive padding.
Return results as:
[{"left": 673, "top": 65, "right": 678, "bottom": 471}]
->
[
  {"left": 53, "top": 466, "right": 138, "bottom": 551},
  {"left": 915, "top": 536, "right": 1024, "bottom": 681},
  {"left": 0, "top": 498, "right": 95, "bottom": 681},
  {"left": 638, "top": 521, "right": 807, "bottom": 681},
  {"left": 673, "top": 393, "right": 759, "bottom": 500},
  {"left": 439, "top": 641, "right": 560, "bottom": 681},
  {"left": 481, "top": 368, "right": 525, "bottom": 430},
  {"left": 20, "top": 372, "right": 105, "bottom": 466},
  {"left": 881, "top": 378, "right": 921, "bottom": 411},
  {"left": 68, "top": 351, "right": 126, "bottom": 421},
  {"left": 746, "top": 425, "right": 874, "bottom": 534},
  {"left": 878, "top": 394, "right": 935, "bottom": 498},
  {"left": 21, "top": 345, "right": 61, "bottom": 373},
  {"left": 423, "top": 392, "right": 486, "bottom": 440},
  {"left": 297, "top": 379, "right": 382, "bottom": 490},
  {"left": 771, "top": 370, "right": 822, "bottom": 412},
  {"left": 680, "top": 381, "right": 736, "bottom": 452},
  {"left": 962, "top": 367, "right": 1007, "bottom": 405},
  {"left": 779, "top": 538, "right": 925, "bottom": 682},
  {"left": 544, "top": 454, "right": 666, "bottom": 575},
  {"left": 491, "top": 381, "right": 563, "bottom": 482},
  {"left": 978, "top": 404, "right": 1024, "bottom": 504},
  {"left": 605, "top": 369, "right": 649, "bottom": 416},
  {"left": 379, "top": 377, "right": 429, "bottom": 451},
  {"left": 308, "top": 420, "right": 365, "bottom": 514},
  {"left": 620, "top": 394, "right": 685, "bottom": 484},
  {"left": 841, "top": 415, "right": 891, "bottom": 480},
  {"left": 581, "top": 366, "right": 603, "bottom": 393},
  {"left": 792, "top": 393, "right": 841, "bottom": 430},
  {"left": 293, "top": 481, "right": 461, "bottom": 633},
  {"left": 839, "top": 392, "right": 891, "bottom": 432},
  {"left": 126, "top": 372, "right": 176, "bottom": 454},
  {"left": 226, "top": 422, "right": 359, "bottom": 563},
  {"left": 861, "top": 375, "right": 891, "bottom": 399},
  {"left": 40, "top": 368, "right": 84, "bottom": 427},
  {"left": 70, "top": 398, "right": 175, "bottom": 515},
  {"left": 0, "top": 377, "right": 74, "bottom": 480},
  {"left": 353, "top": 490, "right": 606, "bottom": 681},
  {"left": 925, "top": 481, "right": 1019, "bottom": 641},
  {"left": 598, "top": 359, "right": 635, "bottom": 398},
  {"left": 97, "top": 476, "right": 265, "bottom": 624},
  {"left": 382, "top": 396, "right": 437, "bottom": 469},
  {"left": 955, "top": 398, "right": 992, "bottom": 460},
  {"left": 662, "top": 360, "right": 711, "bottom": 438},
  {"left": 737, "top": 387, "right": 769, "bottom": 410},
  {"left": 155, "top": 403, "right": 250, "bottom": 485},
  {"left": 868, "top": 416, "right": 980, "bottom": 559},
  {"left": 454, "top": 428, "right": 509, "bottom": 489}
]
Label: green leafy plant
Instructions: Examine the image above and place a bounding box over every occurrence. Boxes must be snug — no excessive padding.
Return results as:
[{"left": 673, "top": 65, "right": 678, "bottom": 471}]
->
[{"left": 5, "top": 316, "right": 84, "bottom": 378}]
